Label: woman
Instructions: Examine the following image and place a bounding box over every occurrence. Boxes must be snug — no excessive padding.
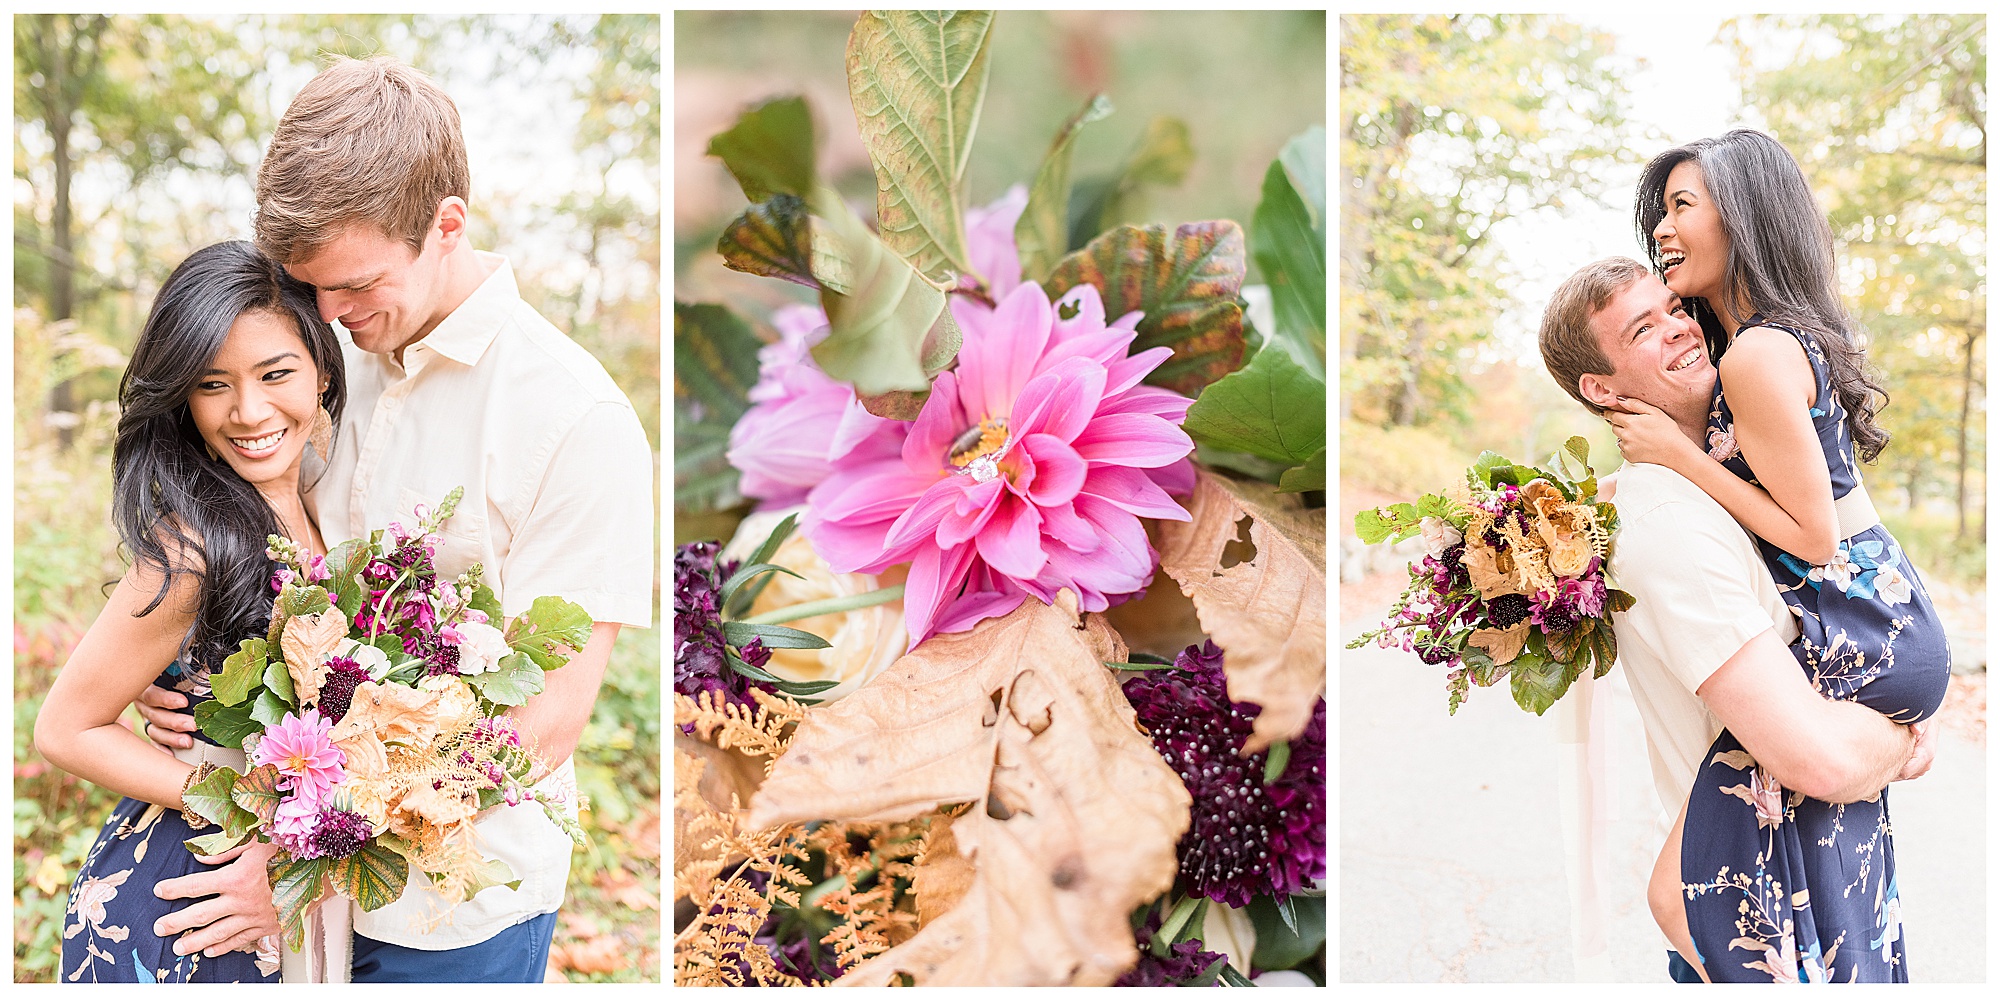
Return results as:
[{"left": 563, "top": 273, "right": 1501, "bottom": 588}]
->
[
  {"left": 1611, "top": 129, "right": 1950, "bottom": 982},
  {"left": 38, "top": 241, "right": 345, "bottom": 983}
]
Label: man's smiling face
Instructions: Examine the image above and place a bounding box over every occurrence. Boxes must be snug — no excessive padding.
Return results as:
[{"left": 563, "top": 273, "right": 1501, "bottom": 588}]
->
[
  {"left": 284, "top": 222, "right": 447, "bottom": 361},
  {"left": 1578, "top": 274, "right": 1714, "bottom": 430}
]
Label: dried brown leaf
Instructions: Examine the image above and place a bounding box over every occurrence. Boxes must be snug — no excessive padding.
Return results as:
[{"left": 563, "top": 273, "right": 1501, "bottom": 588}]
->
[
  {"left": 280, "top": 607, "right": 347, "bottom": 705},
  {"left": 749, "top": 593, "right": 1189, "bottom": 986},
  {"left": 913, "top": 815, "right": 975, "bottom": 929},
  {"left": 1158, "top": 470, "right": 1326, "bottom": 752}
]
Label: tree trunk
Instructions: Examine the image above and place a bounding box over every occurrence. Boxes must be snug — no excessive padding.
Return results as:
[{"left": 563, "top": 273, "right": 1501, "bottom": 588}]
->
[
  {"left": 1391, "top": 317, "right": 1427, "bottom": 426},
  {"left": 36, "top": 14, "right": 104, "bottom": 449},
  {"left": 1953, "top": 326, "right": 1978, "bottom": 539}
]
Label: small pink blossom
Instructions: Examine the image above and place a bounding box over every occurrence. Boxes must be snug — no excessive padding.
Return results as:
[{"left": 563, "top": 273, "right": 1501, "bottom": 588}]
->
[
  {"left": 250, "top": 710, "right": 346, "bottom": 802},
  {"left": 726, "top": 305, "right": 907, "bottom": 509}
]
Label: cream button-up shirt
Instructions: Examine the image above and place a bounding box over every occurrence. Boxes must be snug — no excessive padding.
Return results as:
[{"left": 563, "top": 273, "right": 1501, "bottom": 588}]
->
[{"left": 309, "top": 252, "right": 653, "bottom": 949}]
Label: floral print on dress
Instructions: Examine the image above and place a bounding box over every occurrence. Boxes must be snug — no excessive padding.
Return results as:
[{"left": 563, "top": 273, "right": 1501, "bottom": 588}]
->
[
  {"left": 1681, "top": 319, "right": 1951, "bottom": 983},
  {"left": 60, "top": 663, "right": 280, "bottom": 984}
]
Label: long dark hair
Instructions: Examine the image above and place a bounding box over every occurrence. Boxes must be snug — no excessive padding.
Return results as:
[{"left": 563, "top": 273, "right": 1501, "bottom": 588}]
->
[
  {"left": 113, "top": 240, "right": 346, "bottom": 666},
  {"left": 1634, "top": 128, "right": 1891, "bottom": 462}
]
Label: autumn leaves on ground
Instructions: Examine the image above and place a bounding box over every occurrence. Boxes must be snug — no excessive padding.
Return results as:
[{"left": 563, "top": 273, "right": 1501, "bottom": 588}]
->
[{"left": 675, "top": 471, "right": 1325, "bottom": 985}]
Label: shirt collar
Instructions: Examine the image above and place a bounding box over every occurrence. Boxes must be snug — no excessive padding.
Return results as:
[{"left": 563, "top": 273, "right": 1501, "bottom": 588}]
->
[{"left": 412, "top": 251, "right": 515, "bottom": 367}]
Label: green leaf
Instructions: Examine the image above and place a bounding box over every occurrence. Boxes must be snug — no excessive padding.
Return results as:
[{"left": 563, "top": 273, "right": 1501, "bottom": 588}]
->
[
  {"left": 741, "top": 512, "right": 800, "bottom": 574},
  {"left": 468, "top": 652, "right": 546, "bottom": 709},
  {"left": 1248, "top": 892, "right": 1325, "bottom": 971},
  {"left": 1103, "top": 659, "right": 1178, "bottom": 672},
  {"left": 332, "top": 842, "right": 409, "bottom": 913},
  {"left": 720, "top": 563, "right": 804, "bottom": 619},
  {"left": 183, "top": 828, "right": 249, "bottom": 858},
  {"left": 845, "top": 10, "right": 994, "bottom": 284},
  {"left": 1251, "top": 130, "right": 1327, "bottom": 377},
  {"left": 504, "top": 595, "right": 594, "bottom": 671},
  {"left": 220, "top": 800, "right": 258, "bottom": 840},
  {"left": 726, "top": 653, "right": 842, "bottom": 699},
  {"left": 193, "top": 698, "right": 262, "bottom": 750},
  {"left": 262, "top": 658, "right": 295, "bottom": 706},
  {"left": 1184, "top": 344, "right": 1326, "bottom": 466},
  {"left": 810, "top": 187, "right": 963, "bottom": 398},
  {"left": 1604, "top": 588, "right": 1636, "bottom": 615},
  {"left": 1263, "top": 740, "right": 1292, "bottom": 784},
  {"left": 1016, "top": 93, "right": 1113, "bottom": 284},
  {"left": 1589, "top": 623, "right": 1619, "bottom": 680},
  {"left": 1471, "top": 451, "right": 1514, "bottom": 488},
  {"left": 212, "top": 638, "right": 268, "bottom": 707},
  {"left": 1068, "top": 115, "right": 1195, "bottom": 248},
  {"left": 1278, "top": 448, "right": 1327, "bottom": 493},
  {"left": 718, "top": 193, "right": 822, "bottom": 289},
  {"left": 277, "top": 583, "right": 332, "bottom": 618},
  {"left": 1352, "top": 509, "right": 1396, "bottom": 545},
  {"left": 468, "top": 583, "right": 503, "bottom": 623},
  {"left": 231, "top": 764, "right": 285, "bottom": 823},
  {"left": 1509, "top": 653, "right": 1574, "bottom": 716},
  {"left": 249, "top": 688, "right": 289, "bottom": 727},
  {"left": 270, "top": 857, "right": 329, "bottom": 953},
  {"left": 180, "top": 765, "right": 241, "bottom": 827},
  {"left": 673, "top": 302, "right": 763, "bottom": 509},
  {"left": 322, "top": 538, "right": 372, "bottom": 617},
  {"left": 706, "top": 95, "right": 816, "bottom": 203},
  {"left": 723, "top": 621, "right": 832, "bottom": 651},
  {"left": 1045, "top": 221, "right": 1249, "bottom": 396}
]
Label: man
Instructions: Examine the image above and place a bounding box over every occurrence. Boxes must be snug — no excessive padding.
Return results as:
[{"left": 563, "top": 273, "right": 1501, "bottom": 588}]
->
[
  {"left": 1537, "top": 257, "right": 1931, "bottom": 982},
  {"left": 133, "top": 56, "right": 653, "bottom": 982}
]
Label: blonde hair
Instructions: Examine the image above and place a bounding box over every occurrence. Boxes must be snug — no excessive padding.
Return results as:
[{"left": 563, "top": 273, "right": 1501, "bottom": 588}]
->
[
  {"left": 1538, "top": 257, "right": 1651, "bottom": 415},
  {"left": 254, "top": 56, "right": 469, "bottom": 264}
]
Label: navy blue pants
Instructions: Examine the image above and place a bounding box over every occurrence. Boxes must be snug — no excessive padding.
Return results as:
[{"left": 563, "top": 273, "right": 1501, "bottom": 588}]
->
[{"left": 351, "top": 911, "right": 558, "bottom": 983}]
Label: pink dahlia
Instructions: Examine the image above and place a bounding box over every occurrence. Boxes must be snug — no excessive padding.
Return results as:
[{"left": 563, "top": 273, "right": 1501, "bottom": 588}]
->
[
  {"left": 726, "top": 305, "right": 907, "bottom": 509},
  {"left": 805, "top": 280, "right": 1196, "bottom": 643},
  {"left": 250, "top": 709, "right": 346, "bottom": 802}
]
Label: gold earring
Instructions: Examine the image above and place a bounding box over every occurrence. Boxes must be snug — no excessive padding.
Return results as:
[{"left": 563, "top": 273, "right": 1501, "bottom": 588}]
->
[{"left": 310, "top": 404, "right": 334, "bottom": 458}]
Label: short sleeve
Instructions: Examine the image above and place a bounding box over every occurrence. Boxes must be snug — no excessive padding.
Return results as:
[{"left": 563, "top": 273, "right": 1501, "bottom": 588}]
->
[
  {"left": 1612, "top": 499, "right": 1776, "bottom": 694},
  {"left": 499, "top": 400, "right": 655, "bottom": 626}
]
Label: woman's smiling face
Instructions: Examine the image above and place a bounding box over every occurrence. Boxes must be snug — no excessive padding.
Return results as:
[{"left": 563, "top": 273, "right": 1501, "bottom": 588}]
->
[
  {"left": 1652, "top": 160, "right": 1732, "bottom": 307},
  {"left": 186, "top": 309, "right": 323, "bottom": 494}
]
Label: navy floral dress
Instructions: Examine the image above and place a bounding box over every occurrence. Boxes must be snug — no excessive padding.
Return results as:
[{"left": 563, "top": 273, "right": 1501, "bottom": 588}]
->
[
  {"left": 61, "top": 658, "right": 281, "bottom": 983},
  {"left": 1680, "top": 320, "right": 1951, "bottom": 982}
]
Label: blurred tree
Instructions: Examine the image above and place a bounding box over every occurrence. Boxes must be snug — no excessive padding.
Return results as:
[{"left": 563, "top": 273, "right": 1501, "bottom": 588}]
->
[
  {"left": 1340, "top": 14, "right": 1635, "bottom": 428},
  {"left": 15, "top": 14, "right": 264, "bottom": 443},
  {"left": 1726, "top": 14, "right": 1986, "bottom": 540}
]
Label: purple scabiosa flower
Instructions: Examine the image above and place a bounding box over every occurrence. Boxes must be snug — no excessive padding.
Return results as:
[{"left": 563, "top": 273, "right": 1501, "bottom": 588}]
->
[
  {"left": 317, "top": 656, "right": 369, "bottom": 724},
  {"left": 1123, "top": 641, "right": 1327, "bottom": 907},
  {"left": 1115, "top": 904, "right": 1225, "bottom": 986},
  {"left": 307, "top": 808, "right": 373, "bottom": 860}
]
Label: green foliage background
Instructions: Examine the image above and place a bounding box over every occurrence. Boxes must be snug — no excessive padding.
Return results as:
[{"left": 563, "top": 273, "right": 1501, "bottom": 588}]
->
[
  {"left": 1340, "top": 13, "right": 1985, "bottom": 586},
  {"left": 14, "top": 14, "right": 660, "bottom": 982}
]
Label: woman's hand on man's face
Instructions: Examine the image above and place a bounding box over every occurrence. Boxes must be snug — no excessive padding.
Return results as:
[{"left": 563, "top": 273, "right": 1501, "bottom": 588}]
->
[{"left": 1604, "top": 394, "right": 1701, "bottom": 471}]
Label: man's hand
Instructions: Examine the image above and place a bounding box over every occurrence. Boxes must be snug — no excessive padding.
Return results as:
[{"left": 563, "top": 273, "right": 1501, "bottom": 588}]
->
[
  {"left": 1894, "top": 721, "right": 1937, "bottom": 783},
  {"left": 152, "top": 840, "right": 280, "bottom": 957},
  {"left": 135, "top": 685, "right": 197, "bottom": 751}
]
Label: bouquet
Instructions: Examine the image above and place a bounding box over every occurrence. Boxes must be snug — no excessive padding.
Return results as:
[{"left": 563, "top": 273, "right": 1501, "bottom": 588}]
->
[
  {"left": 674, "top": 10, "right": 1329, "bottom": 986},
  {"left": 181, "top": 487, "right": 594, "bottom": 949},
  {"left": 1347, "top": 438, "right": 1634, "bottom": 715}
]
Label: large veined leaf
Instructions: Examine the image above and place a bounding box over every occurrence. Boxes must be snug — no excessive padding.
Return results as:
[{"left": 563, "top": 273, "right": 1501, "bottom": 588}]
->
[
  {"left": 749, "top": 594, "right": 1188, "bottom": 985},
  {"left": 705, "top": 95, "right": 815, "bottom": 204},
  {"left": 718, "top": 194, "right": 821, "bottom": 290},
  {"left": 1252, "top": 128, "right": 1327, "bottom": 376},
  {"left": 504, "top": 595, "right": 594, "bottom": 671},
  {"left": 810, "top": 187, "right": 962, "bottom": 398},
  {"left": 180, "top": 765, "right": 242, "bottom": 827},
  {"left": 193, "top": 698, "right": 261, "bottom": 749},
  {"left": 231, "top": 764, "right": 285, "bottom": 823},
  {"left": 271, "top": 857, "right": 328, "bottom": 952},
  {"left": 673, "top": 302, "right": 762, "bottom": 510},
  {"left": 1067, "top": 116, "right": 1195, "bottom": 250},
  {"left": 331, "top": 842, "right": 409, "bottom": 913},
  {"left": 1015, "top": 93, "right": 1113, "bottom": 284},
  {"left": 1183, "top": 344, "right": 1326, "bottom": 469},
  {"left": 846, "top": 10, "right": 994, "bottom": 285},
  {"left": 212, "top": 638, "right": 268, "bottom": 707},
  {"left": 467, "top": 651, "right": 546, "bottom": 708},
  {"left": 1045, "top": 221, "right": 1249, "bottom": 395}
]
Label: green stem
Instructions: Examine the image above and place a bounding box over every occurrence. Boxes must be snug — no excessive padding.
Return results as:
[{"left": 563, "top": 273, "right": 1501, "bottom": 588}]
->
[{"left": 737, "top": 584, "right": 905, "bottom": 626}]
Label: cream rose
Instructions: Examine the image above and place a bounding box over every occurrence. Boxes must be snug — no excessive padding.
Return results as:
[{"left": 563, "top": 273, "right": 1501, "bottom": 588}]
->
[{"left": 723, "top": 508, "right": 907, "bottom": 702}]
